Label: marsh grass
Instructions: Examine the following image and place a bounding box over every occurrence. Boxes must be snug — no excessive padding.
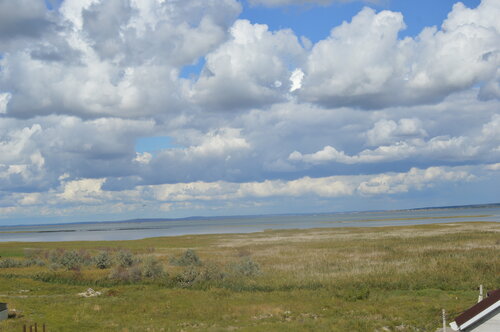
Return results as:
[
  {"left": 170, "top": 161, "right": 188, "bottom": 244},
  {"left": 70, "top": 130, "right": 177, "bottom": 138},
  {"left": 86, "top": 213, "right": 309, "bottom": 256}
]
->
[{"left": 0, "top": 222, "right": 498, "bottom": 331}]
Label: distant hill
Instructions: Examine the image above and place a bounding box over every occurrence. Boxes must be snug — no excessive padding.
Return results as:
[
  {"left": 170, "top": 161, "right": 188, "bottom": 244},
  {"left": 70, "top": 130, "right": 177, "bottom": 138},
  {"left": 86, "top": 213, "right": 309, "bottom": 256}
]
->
[{"left": 406, "top": 202, "right": 500, "bottom": 211}]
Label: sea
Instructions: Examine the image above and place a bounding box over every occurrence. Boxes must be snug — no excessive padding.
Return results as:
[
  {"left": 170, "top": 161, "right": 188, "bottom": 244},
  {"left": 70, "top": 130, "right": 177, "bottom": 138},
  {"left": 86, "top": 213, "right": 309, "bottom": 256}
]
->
[{"left": 0, "top": 205, "right": 499, "bottom": 242}]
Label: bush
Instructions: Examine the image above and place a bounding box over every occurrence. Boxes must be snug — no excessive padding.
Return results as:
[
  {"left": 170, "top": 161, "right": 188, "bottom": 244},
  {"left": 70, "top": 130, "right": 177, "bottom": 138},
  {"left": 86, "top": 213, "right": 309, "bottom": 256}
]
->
[
  {"left": 94, "top": 251, "right": 112, "bottom": 269},
  {"left": 59, "top": 250, "right": 83, "bottom": 270},
  {"left": 142, "top": 256, "right": 165, "bottom": 279},
  {"left": 0, "top": 258, "right": 23, "bottom": 268},
  {"left": 0, "top": 258, "right": 45, "bottom": 268},
  {"left": 170, "top": 249, "right": 201, "bottom": 266},
  {"left": 230, "top": 257, "right": 260, "bottom": 277},
  {"left": 198, "top": 262, "right": 226, "bottom": 282},
  {"left": 26, "top": 258, "right": 46, "bottom": 267},
  {"left": 175, "top": 262, "right": 226, "bottom": 288},
  {"left": 175, "top": 266, "right": 200, "bottom": 288},
  {"left": 115, "top": 250, "right": 134, "bottom": 267}
]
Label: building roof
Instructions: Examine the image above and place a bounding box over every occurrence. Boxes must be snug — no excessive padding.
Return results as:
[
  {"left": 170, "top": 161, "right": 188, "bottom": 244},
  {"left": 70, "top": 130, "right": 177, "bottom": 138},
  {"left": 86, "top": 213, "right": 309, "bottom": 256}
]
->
[
  {"left": 0, "top": 303, "right": 6, "bottom": 311},
  {"left": 450, "top": 289, "right": 500, "bottom": 331}
]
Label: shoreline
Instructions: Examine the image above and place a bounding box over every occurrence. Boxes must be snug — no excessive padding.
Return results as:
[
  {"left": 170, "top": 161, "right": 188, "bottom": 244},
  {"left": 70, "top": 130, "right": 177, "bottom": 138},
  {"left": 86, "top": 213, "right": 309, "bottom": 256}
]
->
[{"left": 0, "top": 220, "right": 498, "bottom": 244}]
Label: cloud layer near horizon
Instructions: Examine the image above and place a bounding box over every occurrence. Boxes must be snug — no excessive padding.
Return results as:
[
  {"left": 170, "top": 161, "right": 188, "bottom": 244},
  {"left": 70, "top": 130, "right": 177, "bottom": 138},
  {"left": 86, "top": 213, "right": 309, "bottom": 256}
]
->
[{"left": 0, "top": 0, "right": 499, "bottom": 223}]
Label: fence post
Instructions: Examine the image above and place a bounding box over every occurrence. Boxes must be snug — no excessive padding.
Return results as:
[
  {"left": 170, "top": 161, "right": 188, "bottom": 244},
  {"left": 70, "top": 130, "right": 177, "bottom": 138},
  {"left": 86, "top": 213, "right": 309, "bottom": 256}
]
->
[
  {"left": 43, "top": 323, "right": 46, "bottom": 332},
  {"left": 23, "top": 324, "right": 26, "bottom": 332},
  {"left": 34, "top": 323, "right": 38, "bottom": 332}
]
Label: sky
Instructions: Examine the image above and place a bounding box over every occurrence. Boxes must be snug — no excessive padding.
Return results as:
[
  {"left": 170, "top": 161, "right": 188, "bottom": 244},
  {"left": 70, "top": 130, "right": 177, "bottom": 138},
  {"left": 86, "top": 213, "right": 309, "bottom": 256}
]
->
[{"left": 0, "top": 0, "right": 499, "bottom": 225}]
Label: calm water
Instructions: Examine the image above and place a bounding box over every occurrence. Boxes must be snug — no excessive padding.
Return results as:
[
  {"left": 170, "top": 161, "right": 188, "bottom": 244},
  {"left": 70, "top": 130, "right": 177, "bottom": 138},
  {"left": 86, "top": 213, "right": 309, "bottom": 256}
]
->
[{"left": 0, "top": 207, "right": 498, "bottom": 242}]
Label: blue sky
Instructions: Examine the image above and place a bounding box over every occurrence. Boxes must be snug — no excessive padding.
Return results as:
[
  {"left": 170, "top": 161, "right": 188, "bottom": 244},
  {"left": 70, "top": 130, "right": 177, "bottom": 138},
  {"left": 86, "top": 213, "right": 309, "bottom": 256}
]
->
[
  {"left": 241, "top": 0, "right": 480, "bottom": 40},
  {"left": 0, "top": 0, "right": 499, "bottom": 225}
]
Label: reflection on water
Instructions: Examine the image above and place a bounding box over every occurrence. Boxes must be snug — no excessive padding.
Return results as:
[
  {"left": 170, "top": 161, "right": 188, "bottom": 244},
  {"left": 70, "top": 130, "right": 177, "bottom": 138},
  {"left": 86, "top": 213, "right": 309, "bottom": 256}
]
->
[{"left": 0, "top": 207, "right": 498, "bottom": 242}]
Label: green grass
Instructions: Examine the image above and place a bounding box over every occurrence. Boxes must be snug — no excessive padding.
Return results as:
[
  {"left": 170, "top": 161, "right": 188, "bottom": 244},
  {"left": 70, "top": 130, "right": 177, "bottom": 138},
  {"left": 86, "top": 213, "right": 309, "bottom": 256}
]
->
[{"left": 0, "top": 222, "right": 499, "bottom": 331}]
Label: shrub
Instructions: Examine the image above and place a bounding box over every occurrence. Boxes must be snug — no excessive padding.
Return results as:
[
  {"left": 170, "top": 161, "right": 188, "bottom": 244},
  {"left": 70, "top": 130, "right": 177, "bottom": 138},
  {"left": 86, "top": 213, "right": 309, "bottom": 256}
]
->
[
  {"left": 175, "top": 262, "right": 226, "bottom": 288},
  {"left": 26, "top": 258, "right": 46, "bottom": 267},
  {"left": 175, "top": 266, "right": 200, "bottom": 288},
  {"left": 230, "top": 257, "right": 260, "bottom": 277},
  {"left": 170, "top": 249, "right": 201, "bottom": 266},
  {"left": 0, "top": 258, "right": 23, "bottom": 268},
  {"left": 0, "top": 258, "right": 45, "bottom": 268},
  {"left": 198, "top": 262, "right": 226, "bottom": 282},
  {"left": 142, "top": 256, "right": 165, "bottom": 279},
  {"left": 115, "top": 250, "right": 134, "bottom": 267},
  {"left": 94, "top": 251, "right": 112, "bottom": 269},
  {"left": 59, "top": 250, "right": 83, "bottom": 270}
]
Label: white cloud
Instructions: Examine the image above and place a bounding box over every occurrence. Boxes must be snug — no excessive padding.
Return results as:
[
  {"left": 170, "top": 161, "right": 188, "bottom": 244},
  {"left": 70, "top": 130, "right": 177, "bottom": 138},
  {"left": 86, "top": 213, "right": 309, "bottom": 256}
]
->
[
  {"left": 190, "top": 19, "right": 305, "bottom": 111},
  {"left": 485, "top": 163, "right": 500, "bottom": 171},
  {"left": 289, "top": 113, "right": 500, "bottom": 165},
  {"left": 0, "top": 165, "right": 477, "bottom": 219},
  {"left": 299, "top": 2, "right": 500, "bottom": 108},
  {"left": 0, "top": 93, "right": 11, "bottom": 114},
  {"left": 289, "top": 68, "right": 304, "bottom": 92},
  {"left": 366, "top": 118, "right": 427, "bottom": 146},
  {"left": 58, "top": 178, "right": 105, "bottom": 203},
  {"left": 237, "top": 176, "right": 355, "bottom": 197},
  {"left": 1, "top": 0, "right": 241, "bottom": 119},
  {"left": 357, "top": 167, "right": 473, "bottom": 195},
  {"left": 134, "top": 152, "right": 152, "bottom": 165}
]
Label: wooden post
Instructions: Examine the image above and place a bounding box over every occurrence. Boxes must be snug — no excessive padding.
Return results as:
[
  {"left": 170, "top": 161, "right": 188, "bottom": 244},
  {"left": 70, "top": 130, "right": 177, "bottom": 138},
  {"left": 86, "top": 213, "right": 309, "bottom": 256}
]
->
[
  {"left": 29, "top": 325, "right": 32, "bottom": 332},
  {"left": 23, "top": 324, "right": 26, "bottom": 332},
  {"left": 43, "top": 323, "right": 46, "bottom": 332},
  {"left": 442, "top": 309, "right": 446, "bottom": 332},
  {"left": 34, "top": 323, "right": 37, "bottom": 332}
]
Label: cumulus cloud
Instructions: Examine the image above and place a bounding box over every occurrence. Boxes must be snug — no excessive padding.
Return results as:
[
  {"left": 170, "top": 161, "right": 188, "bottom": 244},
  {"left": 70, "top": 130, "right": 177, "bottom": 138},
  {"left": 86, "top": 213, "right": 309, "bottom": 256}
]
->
[
  {"left": 365, "top": 118, "right": 427, "bottom": 146},
  {"left": 0, "top": 116, "right": 156, "bottom": 192},
  {"left": 289, "top": 113, "right": 500, "bottom": 165},
  {"left": 58, "top": 178, "right": 106, "bottom": 203},
  {"left": 0, "top": 164, "right": 481, "bottom": 221},
  {"left": 189, "top": 19, "right": 305, "bottom": 111},
  {"left": 144, "top": 128, "right": 252, "bottom": 183},
  {"left": 298, "top": 1, "right": 500, "bottom": 108},
  {"left": 357, "top": 166, "right": 473, "bottom": 195},
  {"left": 0, "top": 0, "right": 241, "bottom": 119}
]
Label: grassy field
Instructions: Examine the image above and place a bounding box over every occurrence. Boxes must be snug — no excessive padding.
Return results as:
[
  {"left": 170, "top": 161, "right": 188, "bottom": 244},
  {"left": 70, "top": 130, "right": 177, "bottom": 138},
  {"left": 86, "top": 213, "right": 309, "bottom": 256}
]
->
[{"left": 0, "top": 222, "right": 499, "bottom": 331}]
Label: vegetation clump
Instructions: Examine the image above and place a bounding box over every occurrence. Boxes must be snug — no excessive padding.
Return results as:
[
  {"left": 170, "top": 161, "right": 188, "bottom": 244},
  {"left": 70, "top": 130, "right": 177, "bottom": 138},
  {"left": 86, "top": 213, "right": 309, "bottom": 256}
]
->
[
  {"left": 94, "top": 251, "right": 112, "bottom": 269},
  {"left": 59, "top": 250, "right": 84, "bottom": 270},
  {"left": 115, "top": 250, "right": 134, "bottom": 267},
  {"left": 169, "top": 249, "right": 202, "bottom": 266},
  {"left": 230, "top": 257, "right": 260, "bottom": 277},
  {"left": 141, "top": 256, "right": 166, "bottom": 279},
  {"left": 0, "top": 258, "right": 26, "bottom": 268}
]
